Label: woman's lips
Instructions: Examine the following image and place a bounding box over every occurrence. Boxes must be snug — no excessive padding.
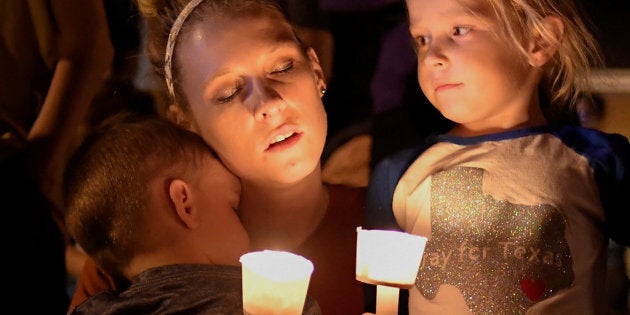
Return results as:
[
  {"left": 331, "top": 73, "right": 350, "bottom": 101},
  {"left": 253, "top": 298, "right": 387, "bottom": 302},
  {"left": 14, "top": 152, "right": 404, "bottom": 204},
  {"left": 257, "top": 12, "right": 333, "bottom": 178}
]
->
[{"left": 266, "top": 132, "right": 302, "bottom": 151}]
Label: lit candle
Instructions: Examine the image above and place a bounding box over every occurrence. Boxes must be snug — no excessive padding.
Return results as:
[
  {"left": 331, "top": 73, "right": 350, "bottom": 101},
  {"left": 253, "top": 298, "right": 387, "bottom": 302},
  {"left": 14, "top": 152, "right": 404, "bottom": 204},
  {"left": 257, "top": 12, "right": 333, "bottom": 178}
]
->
[
  {"left": 356, "top": 227, "right": 428, "bottom": 314},
  {"left": 240, "top": 250, "right": 314, "bottom": 315}
]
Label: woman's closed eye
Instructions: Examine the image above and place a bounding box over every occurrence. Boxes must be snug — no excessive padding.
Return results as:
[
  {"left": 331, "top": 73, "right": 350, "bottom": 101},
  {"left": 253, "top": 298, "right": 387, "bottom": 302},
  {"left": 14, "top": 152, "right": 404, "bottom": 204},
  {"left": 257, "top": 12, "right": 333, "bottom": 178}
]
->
[
  {"left": 270, "top": 60, "right": 294, "bottom": 75},
  {"left": 211, "top": 60, "right": 295, "bottom": 103},
  {"left": 216, "top": 85, "right": 241, "bottom": 103}
]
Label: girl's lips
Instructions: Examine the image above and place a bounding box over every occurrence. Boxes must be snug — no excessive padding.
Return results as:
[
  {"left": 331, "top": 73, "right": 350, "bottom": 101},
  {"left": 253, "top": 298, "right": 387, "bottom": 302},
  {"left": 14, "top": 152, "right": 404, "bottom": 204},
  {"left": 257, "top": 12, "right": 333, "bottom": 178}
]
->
[
  {"left": 435, "top": 83, "right": 461, "bottom": 92},
  {"left": 266, "top": 132, "right": 302, "bottom": 151}
]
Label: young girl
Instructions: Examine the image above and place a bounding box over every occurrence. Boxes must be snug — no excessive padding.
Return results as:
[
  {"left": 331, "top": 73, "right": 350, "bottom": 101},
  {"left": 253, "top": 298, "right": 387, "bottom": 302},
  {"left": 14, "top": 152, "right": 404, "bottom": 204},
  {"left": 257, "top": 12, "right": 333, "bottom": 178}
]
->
[
  {"left": 69, "top": 1, "right": 366, "bottom": 314},
  {"left": 365, "top": 0, "right": 630, "bottom": 313}
]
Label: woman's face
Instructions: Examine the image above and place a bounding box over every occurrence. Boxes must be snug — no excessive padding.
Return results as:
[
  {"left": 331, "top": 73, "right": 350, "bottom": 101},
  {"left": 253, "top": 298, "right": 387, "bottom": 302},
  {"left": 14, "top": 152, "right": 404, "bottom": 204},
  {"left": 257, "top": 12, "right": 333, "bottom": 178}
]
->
[{"left": 176, "top": 11, "right": 328, "bottom": 186}]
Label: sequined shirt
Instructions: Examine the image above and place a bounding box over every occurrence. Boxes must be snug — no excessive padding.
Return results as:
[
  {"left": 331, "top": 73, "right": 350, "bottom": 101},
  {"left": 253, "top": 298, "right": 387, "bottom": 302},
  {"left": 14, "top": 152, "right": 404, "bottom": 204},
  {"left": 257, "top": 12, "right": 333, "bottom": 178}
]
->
[{"left": 365, "top": 125, "right": 630, "bottom": 314}]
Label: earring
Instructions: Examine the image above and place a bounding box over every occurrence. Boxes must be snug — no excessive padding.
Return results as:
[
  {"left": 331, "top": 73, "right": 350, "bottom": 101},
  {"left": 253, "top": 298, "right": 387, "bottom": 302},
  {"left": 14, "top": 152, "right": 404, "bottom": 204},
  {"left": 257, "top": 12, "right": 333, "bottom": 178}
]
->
[{"left": 321, "top": 88, "right": 327, "bottom": 96}]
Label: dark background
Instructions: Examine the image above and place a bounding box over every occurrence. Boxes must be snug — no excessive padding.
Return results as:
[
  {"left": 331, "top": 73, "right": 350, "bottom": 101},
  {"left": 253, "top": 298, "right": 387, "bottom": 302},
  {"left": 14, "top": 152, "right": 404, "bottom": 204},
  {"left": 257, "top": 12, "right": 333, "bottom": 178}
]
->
[{"left": 582, "top": 0, "right": 630, "bottom": 68}]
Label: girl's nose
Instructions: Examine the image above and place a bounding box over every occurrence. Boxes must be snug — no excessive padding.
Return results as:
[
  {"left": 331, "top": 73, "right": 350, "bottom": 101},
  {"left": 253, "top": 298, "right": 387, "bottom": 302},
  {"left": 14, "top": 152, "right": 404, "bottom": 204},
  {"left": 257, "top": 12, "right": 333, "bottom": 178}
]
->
[{"left": 422, "top": 40, "right": 448, "bottom": 68}]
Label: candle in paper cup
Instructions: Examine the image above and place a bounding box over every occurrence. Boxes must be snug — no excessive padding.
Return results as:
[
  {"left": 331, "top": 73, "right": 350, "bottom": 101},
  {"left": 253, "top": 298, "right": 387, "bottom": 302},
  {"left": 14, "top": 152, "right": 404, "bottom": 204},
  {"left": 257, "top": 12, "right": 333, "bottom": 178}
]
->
[
  {"left": 355, "top": 227, "right": 427, "bottom": 288},
  {"left": 240, "top": 250, "right": 314, "bottom": 315}
]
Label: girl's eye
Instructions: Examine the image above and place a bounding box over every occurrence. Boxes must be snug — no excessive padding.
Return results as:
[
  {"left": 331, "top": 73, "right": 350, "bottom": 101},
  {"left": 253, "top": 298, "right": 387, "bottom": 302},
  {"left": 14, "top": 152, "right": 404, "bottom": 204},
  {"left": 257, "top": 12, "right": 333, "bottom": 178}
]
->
[
  {"left": 453, "top": 26, "right": 471, "bottom": 36},
  {"left": 416, "top": 35, "right": 430, "bottom": 46},
  {"left": 412, "top": 35, "right": 430, "bottom": 54}
]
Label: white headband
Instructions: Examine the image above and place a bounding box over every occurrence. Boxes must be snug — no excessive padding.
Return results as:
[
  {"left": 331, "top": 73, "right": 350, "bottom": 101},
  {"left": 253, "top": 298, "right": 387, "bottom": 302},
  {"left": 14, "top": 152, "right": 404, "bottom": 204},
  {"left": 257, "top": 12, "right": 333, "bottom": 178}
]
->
[{"left": 164, "top": 0, "right": 205, "bottom": 101}]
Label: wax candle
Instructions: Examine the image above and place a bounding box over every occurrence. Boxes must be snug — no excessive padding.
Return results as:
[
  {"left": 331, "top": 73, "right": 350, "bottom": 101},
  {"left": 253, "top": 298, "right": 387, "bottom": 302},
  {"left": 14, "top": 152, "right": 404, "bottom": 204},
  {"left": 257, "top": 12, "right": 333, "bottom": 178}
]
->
[
  {"left": 356, "top": 227, "right": 428, "bottom": 315},
  {"left": 355, "top": 227, "right": 427, "bottom": 287},
  {"left": 240, "top": 250, "right": 314, "bottom": 315}
]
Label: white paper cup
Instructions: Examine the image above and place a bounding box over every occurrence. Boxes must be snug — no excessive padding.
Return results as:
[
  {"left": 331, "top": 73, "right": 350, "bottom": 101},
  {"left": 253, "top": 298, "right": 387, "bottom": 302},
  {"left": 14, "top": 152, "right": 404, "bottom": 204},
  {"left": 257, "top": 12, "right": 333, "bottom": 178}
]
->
[
  {"left": 240, "top": 250, "right": 314, "bottom": 315},
  {"left": 355, "top": 227, "right": 428, "bottom": 288}
]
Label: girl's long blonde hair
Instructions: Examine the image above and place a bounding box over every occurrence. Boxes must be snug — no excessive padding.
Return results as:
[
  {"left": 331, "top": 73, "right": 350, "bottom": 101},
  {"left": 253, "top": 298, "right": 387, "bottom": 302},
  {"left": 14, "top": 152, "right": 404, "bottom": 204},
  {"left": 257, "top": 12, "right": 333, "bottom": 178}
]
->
[{"left": 462, "top": 0, "right": 604, "bottom": 122}]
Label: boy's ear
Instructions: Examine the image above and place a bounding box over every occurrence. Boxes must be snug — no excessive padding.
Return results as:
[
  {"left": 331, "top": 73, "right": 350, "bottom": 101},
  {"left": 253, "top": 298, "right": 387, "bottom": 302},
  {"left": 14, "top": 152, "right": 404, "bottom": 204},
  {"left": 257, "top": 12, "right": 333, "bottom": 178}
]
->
[
  {"left": 528, "top": 15, "right": 564, "bottom": 68},
  {"left": 306, "top": 47, "right": 327, "bottom": 95},
  {"left": 168, "top": 179, "right": 199, "bottom": 229}
]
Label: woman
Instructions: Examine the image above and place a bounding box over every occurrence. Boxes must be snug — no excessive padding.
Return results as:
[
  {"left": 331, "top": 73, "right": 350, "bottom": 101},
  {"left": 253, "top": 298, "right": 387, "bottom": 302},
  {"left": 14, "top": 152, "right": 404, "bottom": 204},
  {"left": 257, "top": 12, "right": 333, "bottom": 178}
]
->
[{"left": 69, "top": 1, "right": 366, "bottom": 314}]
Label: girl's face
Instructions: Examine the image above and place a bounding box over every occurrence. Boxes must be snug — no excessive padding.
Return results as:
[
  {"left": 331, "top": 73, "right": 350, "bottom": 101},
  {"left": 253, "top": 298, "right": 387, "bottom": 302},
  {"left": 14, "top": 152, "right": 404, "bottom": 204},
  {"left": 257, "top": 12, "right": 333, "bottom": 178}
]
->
[
  {"left": 176, "top": 11, "right": 327, "bottom": 186},
  {"left": 407, "top": 0, "right": 541, "bottom": 135}
]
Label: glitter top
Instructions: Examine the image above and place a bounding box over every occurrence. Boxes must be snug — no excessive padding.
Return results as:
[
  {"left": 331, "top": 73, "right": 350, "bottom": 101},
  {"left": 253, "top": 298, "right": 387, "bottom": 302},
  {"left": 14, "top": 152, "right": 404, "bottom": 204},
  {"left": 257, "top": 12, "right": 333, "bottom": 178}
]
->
[{"left": 365, "top": 125, "right": 630, "bottom": 314}]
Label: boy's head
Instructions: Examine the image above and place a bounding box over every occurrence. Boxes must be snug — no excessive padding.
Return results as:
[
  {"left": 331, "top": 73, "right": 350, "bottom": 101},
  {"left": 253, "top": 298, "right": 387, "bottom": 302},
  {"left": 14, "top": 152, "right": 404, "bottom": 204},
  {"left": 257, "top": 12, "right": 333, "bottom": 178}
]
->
[{"left": 64, "top": 113, "right": 248, "bottom": 279}]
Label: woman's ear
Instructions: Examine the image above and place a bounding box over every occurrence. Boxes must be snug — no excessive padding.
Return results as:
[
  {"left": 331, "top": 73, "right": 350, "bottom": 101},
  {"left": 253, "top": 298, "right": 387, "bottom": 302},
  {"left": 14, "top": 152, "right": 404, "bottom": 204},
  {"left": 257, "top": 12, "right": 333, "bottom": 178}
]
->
[
  {"left": 168, "top": 179, "right": 199, "bottom": 229},
  {"left": 528, "top": 15, "right": 565, "bottom": 68},
  {"left": 306, "top": 47, "right": 327, "bottom": 95}
]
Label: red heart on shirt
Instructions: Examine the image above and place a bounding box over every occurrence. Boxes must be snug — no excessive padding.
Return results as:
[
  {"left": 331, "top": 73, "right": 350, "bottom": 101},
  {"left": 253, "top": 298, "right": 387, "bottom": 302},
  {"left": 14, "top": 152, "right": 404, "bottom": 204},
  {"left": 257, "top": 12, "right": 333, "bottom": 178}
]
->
[{"left": 520, "top": 277, "right": 546, "bottom": 301}]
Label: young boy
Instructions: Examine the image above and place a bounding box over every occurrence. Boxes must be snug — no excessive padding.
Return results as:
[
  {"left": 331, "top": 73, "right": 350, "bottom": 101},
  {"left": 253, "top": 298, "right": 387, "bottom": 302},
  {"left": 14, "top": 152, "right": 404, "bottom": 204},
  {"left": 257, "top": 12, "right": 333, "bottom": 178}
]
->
[{"left": 64, "top": 113, "right": 321, "bottom": 314}]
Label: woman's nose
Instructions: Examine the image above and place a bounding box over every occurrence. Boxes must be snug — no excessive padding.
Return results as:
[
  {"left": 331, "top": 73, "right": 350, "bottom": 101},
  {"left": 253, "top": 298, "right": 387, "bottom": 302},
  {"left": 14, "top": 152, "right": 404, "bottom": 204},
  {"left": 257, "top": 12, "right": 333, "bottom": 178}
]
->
[{"left": 252, "top": 81, "right": 286, "bottom": 121}]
